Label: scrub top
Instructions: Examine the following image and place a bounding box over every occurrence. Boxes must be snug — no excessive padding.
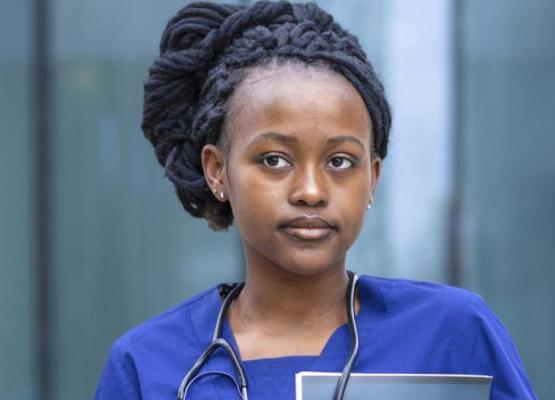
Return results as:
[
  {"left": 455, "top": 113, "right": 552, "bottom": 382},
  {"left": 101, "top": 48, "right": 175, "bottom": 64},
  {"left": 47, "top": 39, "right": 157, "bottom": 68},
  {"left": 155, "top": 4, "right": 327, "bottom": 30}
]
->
[{"left": 95, "top": 275, "right": 536, "bottom": 399}]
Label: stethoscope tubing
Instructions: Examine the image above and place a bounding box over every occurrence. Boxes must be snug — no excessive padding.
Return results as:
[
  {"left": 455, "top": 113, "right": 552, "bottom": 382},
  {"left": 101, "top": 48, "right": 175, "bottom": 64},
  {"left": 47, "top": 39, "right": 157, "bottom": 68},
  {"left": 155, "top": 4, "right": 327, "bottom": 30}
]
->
[
  {"left": 333, "top": 272, "right": 359, "bottom": 399},
  {"left": 177, "top": 272, "right": 359, "bottom": 400}
]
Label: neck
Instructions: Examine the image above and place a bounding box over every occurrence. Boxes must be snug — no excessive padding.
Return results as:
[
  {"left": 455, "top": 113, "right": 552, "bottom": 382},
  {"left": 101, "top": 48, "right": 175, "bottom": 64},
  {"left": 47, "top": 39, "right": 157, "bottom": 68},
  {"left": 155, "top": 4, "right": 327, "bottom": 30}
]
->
[
  {"left": 227, "top": 246, "right": 359, "bottom": 360},
  {"left": 236, "top": 259, "right": 350, "bottom": 329}
]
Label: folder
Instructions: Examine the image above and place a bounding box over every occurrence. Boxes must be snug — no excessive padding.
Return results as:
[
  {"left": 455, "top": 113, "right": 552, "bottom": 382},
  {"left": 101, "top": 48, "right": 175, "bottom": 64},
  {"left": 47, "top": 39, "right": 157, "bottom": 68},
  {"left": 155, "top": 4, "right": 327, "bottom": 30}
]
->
[{"left": 295, "top": 372, "right": 492, "bottom": 400}]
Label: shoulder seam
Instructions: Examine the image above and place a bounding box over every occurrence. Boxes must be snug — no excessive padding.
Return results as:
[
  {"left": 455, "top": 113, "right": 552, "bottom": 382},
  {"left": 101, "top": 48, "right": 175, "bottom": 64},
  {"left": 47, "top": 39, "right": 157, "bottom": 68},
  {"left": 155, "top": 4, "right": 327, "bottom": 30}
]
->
[
  {"left": 443, "top": 291, "right": 480, "bottom": 372},
  {"left": 186, "top": 294, "right": 209, "bottom": 350},
  {"left": 110, "top": 339, "right": 142, "bottom": 397}
]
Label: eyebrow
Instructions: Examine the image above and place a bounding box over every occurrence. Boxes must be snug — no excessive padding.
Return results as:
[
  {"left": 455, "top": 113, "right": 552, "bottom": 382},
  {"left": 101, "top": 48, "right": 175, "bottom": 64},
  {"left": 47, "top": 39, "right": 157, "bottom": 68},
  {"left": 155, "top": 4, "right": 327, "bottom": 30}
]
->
[
  {"left": 247, "top": 132, "right": 366, "bottom": 150},
  {"left": 326, "top": 135, "right": 366, "bottom": 150},
  {"left": 247, "top": 132, "right": 297, "bottom": 149}
]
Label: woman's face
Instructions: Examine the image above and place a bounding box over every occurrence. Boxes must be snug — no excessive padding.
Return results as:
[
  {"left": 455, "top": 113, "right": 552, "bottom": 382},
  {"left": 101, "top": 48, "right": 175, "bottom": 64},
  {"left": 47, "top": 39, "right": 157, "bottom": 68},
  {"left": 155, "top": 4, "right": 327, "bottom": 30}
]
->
[{"left": 202, "top": 63, "right": 381, "bottom": 277}]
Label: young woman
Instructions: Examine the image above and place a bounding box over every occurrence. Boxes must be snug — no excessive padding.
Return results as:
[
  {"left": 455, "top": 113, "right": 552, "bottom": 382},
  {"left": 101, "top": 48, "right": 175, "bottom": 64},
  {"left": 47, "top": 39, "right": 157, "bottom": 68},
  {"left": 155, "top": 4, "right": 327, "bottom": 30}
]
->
[{"left": 95, "top": 2, "right": 536, "bottom": 399}]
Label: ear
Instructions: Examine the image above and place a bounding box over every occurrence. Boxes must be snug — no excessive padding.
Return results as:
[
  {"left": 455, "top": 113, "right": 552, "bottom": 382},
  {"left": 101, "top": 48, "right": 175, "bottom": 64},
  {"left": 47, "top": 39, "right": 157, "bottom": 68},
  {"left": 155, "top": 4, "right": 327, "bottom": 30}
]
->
[
  {"left": 201, "top": 144, "right": 227, "bottom": 201},
  {"left": 369, "top": 156, "right": 382, "bottom": 203}
]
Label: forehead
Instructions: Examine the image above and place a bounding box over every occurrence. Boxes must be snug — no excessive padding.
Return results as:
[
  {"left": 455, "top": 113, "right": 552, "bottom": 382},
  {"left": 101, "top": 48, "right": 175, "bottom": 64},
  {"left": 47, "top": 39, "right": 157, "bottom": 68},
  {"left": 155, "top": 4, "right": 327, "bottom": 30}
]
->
[{"left": 224, "top": 62, "right": 372, "bottom": 149}]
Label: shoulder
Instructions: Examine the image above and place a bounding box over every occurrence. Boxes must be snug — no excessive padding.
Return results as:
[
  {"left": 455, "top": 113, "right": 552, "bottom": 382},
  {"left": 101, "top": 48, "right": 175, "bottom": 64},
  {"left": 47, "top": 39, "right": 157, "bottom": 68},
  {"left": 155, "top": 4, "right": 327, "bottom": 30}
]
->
[
  {"left": 113, "top": 285, "right": 220, "bottom": 355},
  {"left": 96, "top": 285, "right": 224, "bottom": 399},
  {"left": 357, "top": 275, "right": 488, "bottom": 348},
  {"left": 103, "top": 284, "right": 224, "bottom": 375},
  {"left": 357, "top": 275, "right": 536, "bottom": 398},
  {"left": 358, "top": 274, "right": 481, "bottom": 317},
  {"left": 357, "top": 275, "right": 517, "bottom": 354}
]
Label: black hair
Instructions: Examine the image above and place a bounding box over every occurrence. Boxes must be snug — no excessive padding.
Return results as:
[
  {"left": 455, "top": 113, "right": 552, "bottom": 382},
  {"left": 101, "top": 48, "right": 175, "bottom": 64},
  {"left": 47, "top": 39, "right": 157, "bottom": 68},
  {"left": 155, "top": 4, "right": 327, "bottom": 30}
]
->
[{"left": 141, "top": 1, "right": 391, "bottom": 231}]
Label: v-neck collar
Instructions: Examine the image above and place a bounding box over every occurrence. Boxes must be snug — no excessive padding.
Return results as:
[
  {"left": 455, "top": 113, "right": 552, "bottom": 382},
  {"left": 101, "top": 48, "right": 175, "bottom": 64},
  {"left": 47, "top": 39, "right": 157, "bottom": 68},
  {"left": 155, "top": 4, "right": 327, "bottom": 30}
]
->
[
  {"left": 215, "top": 275, "right": 384, "bottom": 363},
  {"left": 187, "top": 275, "right": 384, "bottom": 372}
]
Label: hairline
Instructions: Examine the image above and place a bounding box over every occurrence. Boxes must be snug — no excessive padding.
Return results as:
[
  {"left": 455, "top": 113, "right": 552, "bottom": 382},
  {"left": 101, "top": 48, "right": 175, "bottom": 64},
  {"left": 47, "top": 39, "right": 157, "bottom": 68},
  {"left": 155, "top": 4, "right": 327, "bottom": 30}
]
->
[{"left": 217, "top": 57, "right": 376, "bottom": 160}]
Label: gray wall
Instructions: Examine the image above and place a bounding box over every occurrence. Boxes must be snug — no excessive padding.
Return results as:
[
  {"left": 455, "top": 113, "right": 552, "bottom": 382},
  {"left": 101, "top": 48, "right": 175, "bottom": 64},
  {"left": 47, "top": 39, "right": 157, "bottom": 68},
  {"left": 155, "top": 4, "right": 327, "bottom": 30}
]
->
[
  {"left": 460, "top": 1, "right": 555, "bottom": 398},
  {"left": 0, "top": 1, "right": 35, "bottom": 398}
]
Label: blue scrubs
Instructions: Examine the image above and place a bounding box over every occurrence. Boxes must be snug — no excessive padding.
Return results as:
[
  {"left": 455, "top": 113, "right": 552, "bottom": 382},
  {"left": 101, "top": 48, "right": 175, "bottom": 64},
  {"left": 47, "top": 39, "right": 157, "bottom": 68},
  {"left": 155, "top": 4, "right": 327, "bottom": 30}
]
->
[{"left": 95, "top": 276, "right": 536, "bottom": 399}]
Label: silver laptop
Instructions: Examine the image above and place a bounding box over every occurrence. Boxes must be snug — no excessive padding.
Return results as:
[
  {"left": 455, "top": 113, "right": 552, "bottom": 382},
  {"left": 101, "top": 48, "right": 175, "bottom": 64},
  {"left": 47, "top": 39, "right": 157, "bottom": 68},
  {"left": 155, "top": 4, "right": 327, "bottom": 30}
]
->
[{"left": 295, "top": 372, "right": 492, "bottom": 400}]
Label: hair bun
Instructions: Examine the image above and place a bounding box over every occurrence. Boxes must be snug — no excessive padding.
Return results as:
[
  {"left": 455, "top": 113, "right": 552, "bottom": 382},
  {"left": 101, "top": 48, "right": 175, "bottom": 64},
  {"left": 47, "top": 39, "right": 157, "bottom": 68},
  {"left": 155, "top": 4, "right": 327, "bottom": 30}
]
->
[
  {"left": 159, "top": 3, "right": 240, "bottom": 53},
  {"left": 143, "top": 1, "right": 296, "bottom": 150}
]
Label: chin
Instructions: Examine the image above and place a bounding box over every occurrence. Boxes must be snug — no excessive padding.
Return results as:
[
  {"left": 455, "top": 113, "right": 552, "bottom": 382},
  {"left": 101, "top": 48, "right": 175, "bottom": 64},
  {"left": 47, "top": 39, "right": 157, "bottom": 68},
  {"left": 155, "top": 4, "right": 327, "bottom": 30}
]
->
[{"left": 275, "top": 254, "right": 345, "bottom": 278}]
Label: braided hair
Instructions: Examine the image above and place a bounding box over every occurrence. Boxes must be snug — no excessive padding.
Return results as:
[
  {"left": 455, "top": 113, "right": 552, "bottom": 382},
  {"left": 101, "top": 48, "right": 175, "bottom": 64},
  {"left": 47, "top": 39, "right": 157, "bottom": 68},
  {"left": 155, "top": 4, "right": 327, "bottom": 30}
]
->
[{"left": 142, "top": 1, "right": 391, "bottom": 231}]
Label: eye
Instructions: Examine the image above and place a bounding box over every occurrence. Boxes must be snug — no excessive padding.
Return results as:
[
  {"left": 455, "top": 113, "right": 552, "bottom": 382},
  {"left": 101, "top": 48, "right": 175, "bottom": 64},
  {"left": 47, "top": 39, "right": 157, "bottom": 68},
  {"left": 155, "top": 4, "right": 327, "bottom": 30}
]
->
[
  {"left": 260, "top": 153, "right": 291, "bottom": 169},
  {"left": 327, "top": 155, "right": 356, "bottom": 170}
]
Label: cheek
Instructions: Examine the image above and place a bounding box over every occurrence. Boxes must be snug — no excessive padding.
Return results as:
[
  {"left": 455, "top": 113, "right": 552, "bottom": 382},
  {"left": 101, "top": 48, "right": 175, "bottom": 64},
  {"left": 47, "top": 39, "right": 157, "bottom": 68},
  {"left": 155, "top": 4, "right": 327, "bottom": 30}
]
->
[
  {"left": 335, "top": 167, "right": 371, "bottom": 202},
  {"left": 336, "top": 173, "right": 370, "bottom": 231},
  {"left": 226, "top": 167, "right": 280, "bottom": 231}
]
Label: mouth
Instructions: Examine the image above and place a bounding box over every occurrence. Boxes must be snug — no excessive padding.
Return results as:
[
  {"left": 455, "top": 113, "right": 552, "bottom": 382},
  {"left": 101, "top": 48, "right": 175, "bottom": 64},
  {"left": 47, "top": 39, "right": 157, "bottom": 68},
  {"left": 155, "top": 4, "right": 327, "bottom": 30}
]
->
[
  {"left": 280, "top": 227, "right": 336, "bottom": 241},
  {"left": 278, "top": 216, "right": 337, "bottom": 242}
]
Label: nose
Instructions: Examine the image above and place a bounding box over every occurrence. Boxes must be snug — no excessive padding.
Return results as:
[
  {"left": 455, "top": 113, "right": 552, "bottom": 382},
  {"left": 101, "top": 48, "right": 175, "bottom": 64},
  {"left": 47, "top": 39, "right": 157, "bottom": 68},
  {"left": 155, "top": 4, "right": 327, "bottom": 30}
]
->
[{"left": 288, "top": 162, "right": 328, "bottom": 207}]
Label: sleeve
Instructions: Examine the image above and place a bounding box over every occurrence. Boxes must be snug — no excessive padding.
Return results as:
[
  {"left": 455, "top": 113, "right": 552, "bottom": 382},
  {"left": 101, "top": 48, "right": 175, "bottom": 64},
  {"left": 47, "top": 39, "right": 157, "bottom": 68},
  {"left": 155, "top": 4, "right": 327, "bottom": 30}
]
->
[
  {"left": 448, "top": 293, "right": 537, "bottom": 400},
  {"left": 95, "top": 339, "right": 141, "bottom": 400}
]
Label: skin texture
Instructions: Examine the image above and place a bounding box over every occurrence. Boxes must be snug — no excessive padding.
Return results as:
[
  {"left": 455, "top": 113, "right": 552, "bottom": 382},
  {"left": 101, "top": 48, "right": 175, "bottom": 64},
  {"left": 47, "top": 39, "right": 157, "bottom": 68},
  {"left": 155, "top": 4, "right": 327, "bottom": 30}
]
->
[{"left": 201, "top": 62, "right": 381, "bottom": 360}]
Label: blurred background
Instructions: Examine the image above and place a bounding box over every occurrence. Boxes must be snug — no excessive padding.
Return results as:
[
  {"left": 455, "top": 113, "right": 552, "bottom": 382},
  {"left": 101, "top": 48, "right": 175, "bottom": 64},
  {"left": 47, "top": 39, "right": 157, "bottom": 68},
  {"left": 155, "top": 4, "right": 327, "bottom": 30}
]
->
[{"left": 1, "top": 0, "right": 553, "bottom": 398}]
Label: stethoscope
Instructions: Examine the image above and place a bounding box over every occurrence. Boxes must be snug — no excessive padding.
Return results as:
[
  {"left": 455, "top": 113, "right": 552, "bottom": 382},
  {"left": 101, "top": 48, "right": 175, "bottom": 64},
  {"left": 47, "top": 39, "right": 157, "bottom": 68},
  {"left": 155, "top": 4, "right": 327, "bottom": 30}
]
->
[{"left": 177, "top": 271, "right": 360, "bottom": 400}]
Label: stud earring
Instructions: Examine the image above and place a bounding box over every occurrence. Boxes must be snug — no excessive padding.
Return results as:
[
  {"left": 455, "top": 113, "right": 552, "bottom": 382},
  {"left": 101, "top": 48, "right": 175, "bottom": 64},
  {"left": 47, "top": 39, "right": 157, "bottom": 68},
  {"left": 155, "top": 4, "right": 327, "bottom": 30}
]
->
[
  {"left": 367, "top": 197, "right": 374, "bottom": 211},
  {"left": 212, "top": 188, "right": 225, "bottom": 201}
]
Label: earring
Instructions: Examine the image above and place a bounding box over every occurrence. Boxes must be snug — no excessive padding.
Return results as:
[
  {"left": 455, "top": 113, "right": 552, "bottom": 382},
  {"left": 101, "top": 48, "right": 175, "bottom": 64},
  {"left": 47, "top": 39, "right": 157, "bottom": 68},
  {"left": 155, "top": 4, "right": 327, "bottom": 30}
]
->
[
  {"left": 367, "top": 197, "right": 374, "bottom": 211},
  {"left": 212, "top": 188, "right": 225, "bottom": 201}
]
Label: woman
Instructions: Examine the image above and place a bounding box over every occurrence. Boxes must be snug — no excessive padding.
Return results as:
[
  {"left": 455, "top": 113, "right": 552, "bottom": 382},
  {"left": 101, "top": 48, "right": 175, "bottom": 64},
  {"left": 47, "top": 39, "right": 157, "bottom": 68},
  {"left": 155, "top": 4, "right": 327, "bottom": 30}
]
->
[{"left": 95, "top": 1, "right": 536, "bottom": 399}]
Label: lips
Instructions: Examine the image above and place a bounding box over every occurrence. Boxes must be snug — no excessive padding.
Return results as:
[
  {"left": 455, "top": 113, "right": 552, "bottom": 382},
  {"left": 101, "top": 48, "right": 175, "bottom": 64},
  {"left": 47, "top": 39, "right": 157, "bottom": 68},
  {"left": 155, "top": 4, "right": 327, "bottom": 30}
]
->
[{"left": 279, "top": 216, "right": 337, "bottom": 241}]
